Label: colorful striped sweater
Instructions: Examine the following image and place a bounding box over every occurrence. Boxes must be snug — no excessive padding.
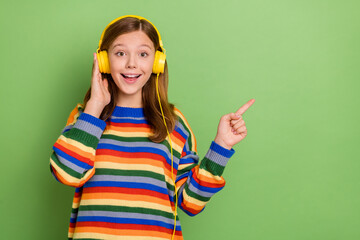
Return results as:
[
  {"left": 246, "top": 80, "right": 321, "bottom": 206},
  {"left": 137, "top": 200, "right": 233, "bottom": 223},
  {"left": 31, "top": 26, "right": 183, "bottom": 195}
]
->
[{"left": 50, "top": 103, "right": 235, "bottom": 240}]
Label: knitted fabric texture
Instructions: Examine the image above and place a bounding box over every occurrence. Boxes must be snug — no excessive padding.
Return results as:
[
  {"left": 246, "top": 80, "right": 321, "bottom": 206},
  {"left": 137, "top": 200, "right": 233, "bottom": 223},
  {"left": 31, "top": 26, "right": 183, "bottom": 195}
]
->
[{"left": 50, "top": 103, "right": 235, "bottom": 240}]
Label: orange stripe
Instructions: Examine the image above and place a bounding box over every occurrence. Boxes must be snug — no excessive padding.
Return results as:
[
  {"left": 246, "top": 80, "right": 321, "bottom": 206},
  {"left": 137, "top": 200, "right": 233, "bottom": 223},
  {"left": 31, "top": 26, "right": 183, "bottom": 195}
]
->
[
  {"left": 81, "top": 192, "right": 170, "bottom": 206},
  {"left": 66, "top": 103, "right": 83, "bottom": 126},
  {"left": 96, "top": 155, "right": 165, "bottom": 168},
  {"left": 197, "top": 173, "right": 225, "bottom": 185},
  {"left": 95, "top": 155, "right": 176, "bottom": 179},
  {"left": 174, "top": 107, "right": 197, "bottom": 151},
  {"left": 73, "top": 195, "right": 81, "bottom": 204},
  {"left": 107, "top": 125, "right": 151, "bottom": 133},
  {"left": 182, "top": 196, "right": 204, "bottom": 212},
  {"left": 52, "top": 165, "right": 94, "bottom": 187},
  {"left": 74, "top": 226, "right": 181, "bottom": 239},
  {"left": 175, "top": 178, "right": 187, "bottom": 189},
  {"left": 57, "top": 138, "right": 94, "bottom": 160},
  {"left": 195, "top": 166, "right": 225, "bottom": 184},
  {"left": 169, "top": 133, "right": 183, "bottom": 149},
  {"left": 176, "top": 165, "right": 224, "bottom": 193}
]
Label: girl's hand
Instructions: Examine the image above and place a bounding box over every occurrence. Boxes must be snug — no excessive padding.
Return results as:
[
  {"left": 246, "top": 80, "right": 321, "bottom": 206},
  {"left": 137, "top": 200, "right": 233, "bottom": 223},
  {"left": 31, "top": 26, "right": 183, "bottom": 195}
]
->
[
  {"left": 84, "top": 53, "right": 111, "bottom": 118},
  {"left": 214, "top": 99, "right": 255, "bottom": 150}
]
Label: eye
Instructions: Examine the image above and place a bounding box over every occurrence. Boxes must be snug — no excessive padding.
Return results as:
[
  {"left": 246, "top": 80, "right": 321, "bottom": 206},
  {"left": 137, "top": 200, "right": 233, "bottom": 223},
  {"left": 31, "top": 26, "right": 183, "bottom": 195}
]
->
[
  {"left": 116, "top": 51, "right": 125, "bottom": 56},
  {"left": 140, "top": 52, "right": 148, "bottom": 57}
]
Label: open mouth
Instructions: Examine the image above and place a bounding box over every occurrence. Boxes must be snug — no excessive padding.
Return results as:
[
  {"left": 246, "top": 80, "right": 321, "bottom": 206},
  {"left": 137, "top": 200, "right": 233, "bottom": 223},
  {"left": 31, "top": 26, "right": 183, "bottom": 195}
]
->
[{"left": 121, "top": 74, "right": 141, "bottom": 80}]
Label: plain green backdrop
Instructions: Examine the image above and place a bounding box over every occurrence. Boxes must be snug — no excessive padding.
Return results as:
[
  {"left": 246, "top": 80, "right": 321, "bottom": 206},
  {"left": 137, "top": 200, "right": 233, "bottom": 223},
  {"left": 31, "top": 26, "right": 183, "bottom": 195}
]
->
[{"left": 1, "top": 0, "right": 359, "bottom": 239}]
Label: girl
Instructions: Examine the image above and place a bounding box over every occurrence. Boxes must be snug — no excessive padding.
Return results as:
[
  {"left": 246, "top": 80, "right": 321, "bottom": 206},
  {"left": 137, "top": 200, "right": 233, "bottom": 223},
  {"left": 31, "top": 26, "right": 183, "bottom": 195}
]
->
[{"left": 50, "top": 15, "right": 255, "bottom": 240}]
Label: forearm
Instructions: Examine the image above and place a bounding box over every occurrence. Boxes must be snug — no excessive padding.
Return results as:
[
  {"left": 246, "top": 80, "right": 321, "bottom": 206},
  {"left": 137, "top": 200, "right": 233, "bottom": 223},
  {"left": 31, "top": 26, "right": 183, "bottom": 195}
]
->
[
  {"left": 50, "top": 112, "right": 106, "bottom": 187},
  {"left": 177, "top": 141, "right": 235, "bottom": 216},
  {"left": 83, "top": 100, "right": 106, "bottom": 118}
]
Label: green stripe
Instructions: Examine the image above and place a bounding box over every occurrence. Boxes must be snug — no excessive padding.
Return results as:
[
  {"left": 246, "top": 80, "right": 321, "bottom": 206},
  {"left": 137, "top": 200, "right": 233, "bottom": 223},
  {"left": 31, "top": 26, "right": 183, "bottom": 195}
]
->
[
  {"left": 199, "top": 157, "right": 225, "bottom": 176},
  {"left": 71, "top": 238, "right": 99, "bottom": 240},
  {"left": 71, "top": 207, "right": 79, "bottom": 214},
  {"left": 102, "top": 134, "right": 151, "bottom": 142},
  {"left": 51, "top": 153, "right": 89, "bottom": 179},
  {"left": 177, "top": 162, "right": 197, "bottom": 176},
  {"left": 176, "top": 115, "right": 194, "bottom": 151},
  {"left": 64, "top": 128, "right": 99, "bottom": 149},
  {"left": 165, "top": 181, "right": 175, "bottom": 191},
  {"left": 184, "top": 185, "right": 211, "bottom": 202},
  {"left": 78, "top": 205, "right": 178, "bottom": 220},
  {"left": 96, "top": 168, "right": 165, "bottom": 182},
  {"left": 96, "top": 169, "right": 176, "bottom": 191}
]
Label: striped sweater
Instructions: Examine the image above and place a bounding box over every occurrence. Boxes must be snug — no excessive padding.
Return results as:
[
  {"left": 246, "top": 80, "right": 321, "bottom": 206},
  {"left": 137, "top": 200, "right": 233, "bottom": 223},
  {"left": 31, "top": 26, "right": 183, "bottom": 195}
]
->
[{"left": 50, "top": 103, "right": 235, "bottom": 240}]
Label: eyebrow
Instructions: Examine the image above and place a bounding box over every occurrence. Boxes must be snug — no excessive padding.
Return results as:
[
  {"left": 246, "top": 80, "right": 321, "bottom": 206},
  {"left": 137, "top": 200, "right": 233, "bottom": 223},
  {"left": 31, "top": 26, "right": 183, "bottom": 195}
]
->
[{"left": 111, "top": 43, "right": 153, "bottom": 50}]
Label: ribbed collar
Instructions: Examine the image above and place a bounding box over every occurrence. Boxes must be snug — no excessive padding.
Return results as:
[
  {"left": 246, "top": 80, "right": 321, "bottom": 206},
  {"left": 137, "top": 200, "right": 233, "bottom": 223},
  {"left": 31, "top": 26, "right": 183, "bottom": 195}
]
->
[{"left": 111, "top": 105, "right": 145, "bottom": 118}]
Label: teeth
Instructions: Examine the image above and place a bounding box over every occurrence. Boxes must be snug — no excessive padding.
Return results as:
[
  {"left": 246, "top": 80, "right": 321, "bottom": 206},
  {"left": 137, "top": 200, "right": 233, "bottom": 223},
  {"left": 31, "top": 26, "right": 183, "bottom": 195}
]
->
[{"left": 123, "top": 74, "right": 140, "bottom": 78}]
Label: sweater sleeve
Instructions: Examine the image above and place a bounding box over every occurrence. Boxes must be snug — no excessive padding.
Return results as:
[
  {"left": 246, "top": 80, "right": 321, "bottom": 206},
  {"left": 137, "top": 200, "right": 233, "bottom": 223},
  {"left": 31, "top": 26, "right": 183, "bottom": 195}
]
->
[
  {"left": 174, "top": 110, "right": 235, "bottom": 216},
  {"left": 49, "top": 103, "right": 107, "bottom": 187}
]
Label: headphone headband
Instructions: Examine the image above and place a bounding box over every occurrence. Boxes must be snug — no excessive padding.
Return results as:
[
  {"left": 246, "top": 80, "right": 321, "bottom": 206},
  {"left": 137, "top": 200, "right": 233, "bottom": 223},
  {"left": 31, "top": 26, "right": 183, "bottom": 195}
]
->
[
  {"left": 98, "top": 15, "right": 165, "bottom": 53},
  {"left": 96, "top": 15, "right": 166, "bottom": 74}
]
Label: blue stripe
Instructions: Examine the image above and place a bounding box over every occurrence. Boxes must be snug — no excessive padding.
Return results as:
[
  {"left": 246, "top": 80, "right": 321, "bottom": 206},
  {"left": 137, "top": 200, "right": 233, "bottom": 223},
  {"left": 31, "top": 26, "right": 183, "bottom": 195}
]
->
[
  {"left": 97, "top": 143, "right": 179, "bottom": 169},
  {"left": 210, "top": 141, "right": 235, "bottom": 158},
  {"left": 179, "top": 156, "right": 195, "bottom": 164},
  {"left": 50, "top": 166, "right": 61, "bottom": 183},
  {"left": 176, "top": 172, "right": 189, "bottom": 182},
  {"left": 76, "top": 216, "right": 181, "bottom": 231},
  {"left": 98, "top": 143, "right": 161, "bottom": 154},
  {"left": 79, "top": 113, "right": 106, "bottom": 130},
  {"left": 63, "top": 129, "right": 70, "bottom": 134},
  {"left": 174, "top": 126, "right": 188, "bottom": 140},
  {"left": 53, "top": 146, "right": 93, "bottom": 169},
  {"left": 110, "top": 118, "right": 148, "bottom": 124},
  {"left": 84, "top": 181, "right": 168, "bottom": 194},
  {"left": 188, "top": 175, "right": 223, "bottom": 194},
  {"left": 177, "top": 191, "right": 205, "bottom": 216}
]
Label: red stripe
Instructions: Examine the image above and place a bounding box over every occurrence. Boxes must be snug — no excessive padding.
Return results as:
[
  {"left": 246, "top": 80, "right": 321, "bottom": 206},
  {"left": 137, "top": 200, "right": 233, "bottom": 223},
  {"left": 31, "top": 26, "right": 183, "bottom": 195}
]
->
[
  {"left": 180, "top": 202, "right": 200, "bottom": 215},
  {"left": 110, "top": 122, "right": 150, "bottom": 128},
  {"left": 54, "top": 142, "right": 93, "bottom": 166},
  {"left": 190, "top": 168, "right": 225, "bottom": 189},
  {"left": 74, "top": 191, "right": 82, "bottom": 198},
  {"left": 96, "top": 149, "right": 177, "bottom": 174},
  {"left": 83, "top": 187, "right": 169, "bottom": 201},
  {"left": 97, "top": 149, "right": 162, "bottom": 159},
  {"left": 76, "top": 221, "right": 182, "bottom": 235},
  {"left": 172, "top": 130, "right": 185, "bottom": 143}
]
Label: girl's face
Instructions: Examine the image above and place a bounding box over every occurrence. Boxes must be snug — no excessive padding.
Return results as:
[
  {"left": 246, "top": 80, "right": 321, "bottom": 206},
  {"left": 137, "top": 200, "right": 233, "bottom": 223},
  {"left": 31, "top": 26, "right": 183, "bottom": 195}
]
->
[{"left": 108, "top": 30, "right": 155, "bottom": 106}]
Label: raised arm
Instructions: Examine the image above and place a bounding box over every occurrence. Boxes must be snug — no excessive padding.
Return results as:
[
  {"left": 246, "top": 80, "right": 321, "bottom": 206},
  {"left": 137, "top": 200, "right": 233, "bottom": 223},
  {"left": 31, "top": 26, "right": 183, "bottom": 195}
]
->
[
  {"left": 174, "top": 110, "right": 235, "bottom": 216},
  {"left": 49, "top": 103, "right": 106, "bottom": 187}
]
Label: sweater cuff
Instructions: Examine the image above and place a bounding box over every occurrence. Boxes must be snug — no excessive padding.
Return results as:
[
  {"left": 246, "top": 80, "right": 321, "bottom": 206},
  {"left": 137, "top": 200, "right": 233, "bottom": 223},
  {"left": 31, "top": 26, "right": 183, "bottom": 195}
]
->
[
  {"left": 200, "top": 141, "right": 235, "bottom": 176},
  {"left": 69, "top": 112, "right": 106, "bottom": 140},
  {"left": 73, "top": 112, "right": 106, "bottom": 139}
]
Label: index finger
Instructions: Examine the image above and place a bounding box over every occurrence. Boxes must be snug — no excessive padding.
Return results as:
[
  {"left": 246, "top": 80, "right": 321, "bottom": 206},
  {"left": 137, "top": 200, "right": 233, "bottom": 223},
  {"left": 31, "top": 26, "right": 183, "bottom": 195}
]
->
[
  {"left": 93, "top": 52, "right": 100, "bottom": 73},
  {"left": 235, "top": 99, "right": 255, "bottom": 115}
]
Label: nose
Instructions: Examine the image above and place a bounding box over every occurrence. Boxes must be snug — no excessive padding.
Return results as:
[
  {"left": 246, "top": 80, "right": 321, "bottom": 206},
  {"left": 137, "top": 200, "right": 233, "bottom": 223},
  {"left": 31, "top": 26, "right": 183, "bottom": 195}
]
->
[{"left": 126, "top": 54, "right": 137, "bottom": 69}]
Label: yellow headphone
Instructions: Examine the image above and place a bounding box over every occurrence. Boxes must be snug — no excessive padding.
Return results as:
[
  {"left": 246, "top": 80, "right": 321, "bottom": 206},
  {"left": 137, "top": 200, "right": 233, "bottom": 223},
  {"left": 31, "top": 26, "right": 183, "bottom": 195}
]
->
[
  {"left": 97, "top": 15, "right": 177, "bottom": 240},
  {"left": 96, "top": 15, "right": 167, "bottom": 74}
]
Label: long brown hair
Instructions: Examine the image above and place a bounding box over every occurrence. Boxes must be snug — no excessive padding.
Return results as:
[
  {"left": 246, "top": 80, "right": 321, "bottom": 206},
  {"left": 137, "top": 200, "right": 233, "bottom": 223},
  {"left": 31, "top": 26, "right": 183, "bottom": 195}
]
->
[{"left": 83, "top": 17, "right": 177, "bottom": 143}]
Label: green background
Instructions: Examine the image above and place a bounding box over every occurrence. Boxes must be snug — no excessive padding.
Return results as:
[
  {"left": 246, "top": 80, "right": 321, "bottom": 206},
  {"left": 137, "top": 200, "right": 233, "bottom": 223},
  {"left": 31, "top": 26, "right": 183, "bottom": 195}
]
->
[{"left": 1, "top": 0, "right": 359, "bottom": 239}]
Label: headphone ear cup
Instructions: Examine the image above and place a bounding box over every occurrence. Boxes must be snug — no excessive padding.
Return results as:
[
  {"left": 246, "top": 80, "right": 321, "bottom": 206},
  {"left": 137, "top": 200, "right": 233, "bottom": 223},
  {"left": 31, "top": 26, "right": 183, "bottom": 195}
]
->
[
  {"left": 97, "top": 50, "right": 111, "bottom": 74},
  {"left": 153, "top": 51, "right": 166, "bottom": 74}
]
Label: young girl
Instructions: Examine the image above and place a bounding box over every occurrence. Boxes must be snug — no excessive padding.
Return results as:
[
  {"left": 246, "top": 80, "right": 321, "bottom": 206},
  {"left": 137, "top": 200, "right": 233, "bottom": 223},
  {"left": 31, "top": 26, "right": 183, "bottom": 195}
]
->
[{"left": 50, "top": 15, "right": 255, "bottom": 240}]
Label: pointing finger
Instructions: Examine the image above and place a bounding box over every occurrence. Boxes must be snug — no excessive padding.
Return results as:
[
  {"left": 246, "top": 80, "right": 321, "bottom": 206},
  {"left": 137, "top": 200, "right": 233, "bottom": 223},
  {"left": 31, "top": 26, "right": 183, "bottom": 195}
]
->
[{"left": 235, "top": 99, "right": 255, "bottom": 115}]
